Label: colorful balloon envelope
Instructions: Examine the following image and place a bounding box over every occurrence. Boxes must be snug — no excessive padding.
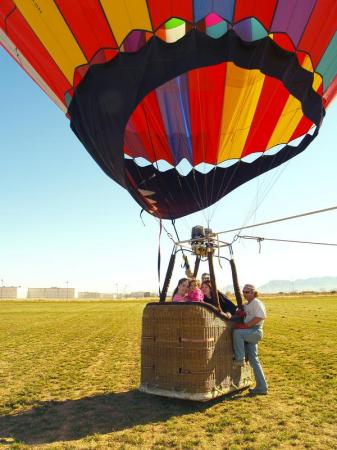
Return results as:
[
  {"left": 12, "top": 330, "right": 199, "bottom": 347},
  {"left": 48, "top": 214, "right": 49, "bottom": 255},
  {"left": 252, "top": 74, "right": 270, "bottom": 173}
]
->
[{"left": 1, "top": 1, "right": 337, "bottom": 218}]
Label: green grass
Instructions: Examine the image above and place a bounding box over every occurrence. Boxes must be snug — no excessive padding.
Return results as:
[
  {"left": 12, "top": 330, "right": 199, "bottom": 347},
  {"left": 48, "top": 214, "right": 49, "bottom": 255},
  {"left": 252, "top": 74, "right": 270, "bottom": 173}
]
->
[{"left": 0, "top": 297, "right": 336, "bottom": 449}]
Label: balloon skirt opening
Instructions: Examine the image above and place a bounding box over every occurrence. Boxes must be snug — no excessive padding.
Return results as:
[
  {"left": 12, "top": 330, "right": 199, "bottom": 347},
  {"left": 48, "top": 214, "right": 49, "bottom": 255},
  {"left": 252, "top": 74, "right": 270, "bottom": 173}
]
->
[{"left": 139, "top": 303, "right": 252, "bottom": 401}]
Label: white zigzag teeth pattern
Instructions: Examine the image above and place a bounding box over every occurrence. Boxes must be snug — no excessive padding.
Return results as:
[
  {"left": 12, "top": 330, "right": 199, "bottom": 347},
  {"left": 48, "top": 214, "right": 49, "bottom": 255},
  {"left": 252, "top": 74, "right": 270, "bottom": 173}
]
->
[{"left": 124, "top": 130, "right": 312, "bottom": 174}]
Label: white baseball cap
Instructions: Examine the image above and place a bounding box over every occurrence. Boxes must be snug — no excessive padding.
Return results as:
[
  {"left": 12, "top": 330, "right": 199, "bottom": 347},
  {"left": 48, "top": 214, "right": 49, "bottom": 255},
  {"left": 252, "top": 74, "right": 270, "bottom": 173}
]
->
[{"left": 243, "top": 284, "right": 256, "bottom": 291}]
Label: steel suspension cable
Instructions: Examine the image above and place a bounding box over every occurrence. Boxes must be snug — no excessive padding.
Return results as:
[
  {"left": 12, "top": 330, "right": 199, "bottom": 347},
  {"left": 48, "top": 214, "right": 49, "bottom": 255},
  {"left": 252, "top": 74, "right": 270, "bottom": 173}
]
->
[
  {"left": 238, "top": 235, "right": 337, "bottom": 247},
  {"left": 217, "top": 205, "right": 337, "bottom": 236}
]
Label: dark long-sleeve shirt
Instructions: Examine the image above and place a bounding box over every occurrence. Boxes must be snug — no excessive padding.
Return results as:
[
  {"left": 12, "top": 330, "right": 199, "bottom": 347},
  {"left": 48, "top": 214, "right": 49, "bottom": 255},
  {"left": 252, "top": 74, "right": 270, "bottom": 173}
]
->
[{"left": 204, "top": 291, "right": 237, "bottom": 315}]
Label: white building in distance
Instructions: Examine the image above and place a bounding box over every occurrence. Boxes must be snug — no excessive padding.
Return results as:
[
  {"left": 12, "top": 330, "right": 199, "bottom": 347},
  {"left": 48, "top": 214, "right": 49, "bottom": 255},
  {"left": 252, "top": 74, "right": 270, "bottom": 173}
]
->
[
  {"left": 27, "top": 287, "right": 75, "bottom": 299},
  {"left": 78, "top": 292, "right": 116, "bottom": 299},
  {"left": 0, "top": 287, "right": 17, "bottom": 299}
]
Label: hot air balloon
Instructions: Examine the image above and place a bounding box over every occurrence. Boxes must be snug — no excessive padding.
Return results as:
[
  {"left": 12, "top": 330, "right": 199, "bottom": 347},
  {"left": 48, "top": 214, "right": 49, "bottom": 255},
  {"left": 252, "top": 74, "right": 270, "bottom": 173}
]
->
[
  {"left": 1, "top": 0, "right": 336, "bottom": 220},
  {"left": 1, "top": 0, "right": 337, "bottom": 400}
]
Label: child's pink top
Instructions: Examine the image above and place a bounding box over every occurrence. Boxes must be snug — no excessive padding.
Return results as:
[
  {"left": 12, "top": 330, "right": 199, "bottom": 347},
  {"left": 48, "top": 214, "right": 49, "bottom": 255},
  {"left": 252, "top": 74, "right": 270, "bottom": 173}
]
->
[
  {"left": 187, "top": 288, "right": 204, "bottom": 302},
  {"left": 172, "top": 294, "right": 187, "bottom": 302}
]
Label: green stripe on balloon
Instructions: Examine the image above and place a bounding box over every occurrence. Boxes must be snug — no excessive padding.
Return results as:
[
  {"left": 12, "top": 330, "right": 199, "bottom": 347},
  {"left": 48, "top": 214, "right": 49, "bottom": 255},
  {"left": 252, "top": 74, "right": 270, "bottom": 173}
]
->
[{"left": 165, "top": 18, "right": 185, "bottom": 30}]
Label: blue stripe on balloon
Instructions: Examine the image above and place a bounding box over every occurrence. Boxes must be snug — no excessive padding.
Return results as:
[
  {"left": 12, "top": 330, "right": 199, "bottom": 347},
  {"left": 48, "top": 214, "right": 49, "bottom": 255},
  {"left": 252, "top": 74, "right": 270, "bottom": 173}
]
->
[
  {"left": 194, "top": 0, "right": 235, "bottom": 23},
  {"left": 155, "top": 74, "right": 193, "bottom": 165},
  {"left": 177, "top": 75, "right": 193, "bottom": 161}
]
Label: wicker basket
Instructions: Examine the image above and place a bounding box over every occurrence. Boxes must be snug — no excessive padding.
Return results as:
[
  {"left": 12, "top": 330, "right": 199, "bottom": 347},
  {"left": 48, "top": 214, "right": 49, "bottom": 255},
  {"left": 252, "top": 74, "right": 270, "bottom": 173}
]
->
[{"left": 139, "top": 302, "right": 252, "bottom": 401}]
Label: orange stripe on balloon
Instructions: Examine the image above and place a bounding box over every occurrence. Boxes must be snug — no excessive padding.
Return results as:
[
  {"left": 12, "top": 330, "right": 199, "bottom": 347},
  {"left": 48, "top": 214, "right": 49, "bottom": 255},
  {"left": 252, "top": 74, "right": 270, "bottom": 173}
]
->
[{"left": 217, "top": 64, "right": 265, "bottom": 162}]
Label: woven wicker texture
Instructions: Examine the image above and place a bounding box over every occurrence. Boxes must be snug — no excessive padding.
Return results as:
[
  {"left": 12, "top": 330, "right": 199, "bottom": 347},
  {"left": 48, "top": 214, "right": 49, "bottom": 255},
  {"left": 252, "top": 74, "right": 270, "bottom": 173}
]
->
[{"left": 140, "top": 303, "right": 252, "bottom": 401}]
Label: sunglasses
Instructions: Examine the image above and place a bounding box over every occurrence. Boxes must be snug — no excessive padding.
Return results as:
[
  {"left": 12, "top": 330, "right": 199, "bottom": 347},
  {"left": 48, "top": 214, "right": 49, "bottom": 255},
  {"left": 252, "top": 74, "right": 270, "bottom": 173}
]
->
[{"left": 243, "top": 290, "right": 252, "bottom": 293}]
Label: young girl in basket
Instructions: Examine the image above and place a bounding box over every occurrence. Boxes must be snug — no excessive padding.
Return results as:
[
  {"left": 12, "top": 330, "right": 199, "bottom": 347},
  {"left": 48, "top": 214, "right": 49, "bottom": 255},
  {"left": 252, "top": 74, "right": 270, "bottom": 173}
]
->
[
  {"left": 172, "top": 278, "right": 189, "bottom": 302},
  {"left": 187, "top": 278, "right": 204, "bottom": 302}
]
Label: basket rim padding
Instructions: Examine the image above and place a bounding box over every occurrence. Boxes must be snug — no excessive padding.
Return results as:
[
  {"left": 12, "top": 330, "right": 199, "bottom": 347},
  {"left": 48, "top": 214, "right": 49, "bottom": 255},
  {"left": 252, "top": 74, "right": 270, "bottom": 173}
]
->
[{"left": 145, "top": 301, "right": 232, "bottom": 321}]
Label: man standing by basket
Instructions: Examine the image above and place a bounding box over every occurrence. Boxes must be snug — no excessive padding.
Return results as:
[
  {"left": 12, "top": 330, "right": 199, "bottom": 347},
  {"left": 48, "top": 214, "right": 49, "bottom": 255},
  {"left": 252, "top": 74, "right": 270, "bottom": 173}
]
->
[{"left": 232, "top": 284, "right": 268, "bottom": 395}]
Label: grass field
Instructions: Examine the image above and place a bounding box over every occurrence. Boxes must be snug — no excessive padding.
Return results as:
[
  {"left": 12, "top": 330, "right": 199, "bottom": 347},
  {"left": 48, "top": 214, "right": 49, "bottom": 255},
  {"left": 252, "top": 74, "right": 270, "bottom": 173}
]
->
[{"left": 0, "top": 297, "right": 336, "bottom": 449}]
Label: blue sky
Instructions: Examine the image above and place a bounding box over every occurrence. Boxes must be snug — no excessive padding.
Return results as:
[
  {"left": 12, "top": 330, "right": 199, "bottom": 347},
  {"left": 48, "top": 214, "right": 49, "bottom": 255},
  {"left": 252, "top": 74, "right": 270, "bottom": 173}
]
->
[{"left": 1, "top": 46, "right": 337, "bottom": 294}]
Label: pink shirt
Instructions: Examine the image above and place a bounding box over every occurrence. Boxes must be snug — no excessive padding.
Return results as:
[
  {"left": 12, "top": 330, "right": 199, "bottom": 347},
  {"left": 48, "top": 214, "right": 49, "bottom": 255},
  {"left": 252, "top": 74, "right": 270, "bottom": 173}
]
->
[
  {"left": 187, "top": 288, "right": 204, "bottom": 302},
  {"left": 172, "top": 294, "right": 187, "bottom": 302}
]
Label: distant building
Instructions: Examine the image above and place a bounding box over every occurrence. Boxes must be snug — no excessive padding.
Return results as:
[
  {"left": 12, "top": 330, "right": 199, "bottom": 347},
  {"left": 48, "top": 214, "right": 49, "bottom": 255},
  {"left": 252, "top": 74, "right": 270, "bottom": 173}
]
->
[
  {"left": 0, "top": 286, "right": 17, "bottom": 299},
  {"left": 27, "top": 287, "right": 75, "bottom": 299},
  {"left": 78, "top": 291, "right": 114, "bottom": 299},
  {"left": 130, "top": 291, "right": 155, "bottom": 298},
  {"left": 78, "top": 291, "right": 101, "bottom": 299},
  {"left": 100, "top": 293, "right": 116, "bottom": 299},
  {"left": 78, "top": 291, "right": 116, "bottom": 299}
]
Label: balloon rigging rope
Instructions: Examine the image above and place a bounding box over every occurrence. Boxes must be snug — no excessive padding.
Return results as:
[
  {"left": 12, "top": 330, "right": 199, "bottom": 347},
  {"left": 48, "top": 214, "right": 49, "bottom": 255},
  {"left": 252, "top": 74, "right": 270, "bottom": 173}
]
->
[
  {"left": 234, "top": 156, "right": 292, "bottom": 236},
  {"left": 237, "top": 235, "right": 337, "bottom": 247},
  {"left": 217, "top": 205, "right": 337, "bottom": 236}
]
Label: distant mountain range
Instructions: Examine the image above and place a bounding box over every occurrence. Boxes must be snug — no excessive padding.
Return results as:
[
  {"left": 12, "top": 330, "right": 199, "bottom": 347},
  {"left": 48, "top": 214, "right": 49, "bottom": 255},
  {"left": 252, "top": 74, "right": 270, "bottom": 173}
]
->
[{"left": 222, "top": 276, "right": 337, "bottom": 294}]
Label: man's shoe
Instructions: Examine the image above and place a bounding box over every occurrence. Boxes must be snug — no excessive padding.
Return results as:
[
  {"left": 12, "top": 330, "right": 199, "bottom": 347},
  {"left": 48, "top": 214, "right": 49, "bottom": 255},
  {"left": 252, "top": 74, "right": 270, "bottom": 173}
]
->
[
  {"left": 248, "top": 388, "right": 268, "bottom": 396},
  {"left": 233, "top": 360, "right": 245, "bottom": 368}
]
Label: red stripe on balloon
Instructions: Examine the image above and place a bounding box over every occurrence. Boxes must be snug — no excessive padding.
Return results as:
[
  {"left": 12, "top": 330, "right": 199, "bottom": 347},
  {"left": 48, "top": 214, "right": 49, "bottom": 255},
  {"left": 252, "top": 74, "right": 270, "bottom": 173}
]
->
[
  {"left": 298, "top": 0, "right": 337, "bottom": 68},
  {"left": 272, "top": 34, "right": 295, "bottom": 52},
  {"left": 323, "top": 76, "right": 337, "bottom": 108},
  {"left": 0, "top": 3, "right": 70, "bottom": 106},
  {"left": 0, "top": 0, "right": 14, "bottom": 29},
  {"left": 54, "top": 0, "right": 118, "bottom": 61},
  {"left": 289, "top": 116, "right": 313, "bottom": 142},
  {"left": 124, "top": 90, "right": 174, "bottom": 165},
  {"left": 233, "top": 0, "right": 277, "bottom": 29},
  {"left": 146, "top": 0, "right": 193, "bottom": 30},
  {"left": 188, "top": 63, "right": 227, "bottom": 165}
]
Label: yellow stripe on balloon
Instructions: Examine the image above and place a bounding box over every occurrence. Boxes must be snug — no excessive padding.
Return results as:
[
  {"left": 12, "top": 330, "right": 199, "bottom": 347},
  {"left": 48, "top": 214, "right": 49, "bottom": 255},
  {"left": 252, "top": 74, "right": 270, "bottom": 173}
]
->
[
  {"left": 313, "top": 72, "right": 323, "bottom": 91},
  {"left": 100, "top": 0, "right": 152, "bottom": 46},
  {"left": 13, "top": 0, "right": 86, "bottom": 83},
  {"left": 217, "top": 64, "right": 265, "bottom": 163},
  {"left": 267, "top": 95, "right": 304, "bottom": 149},
  {"left": 301, "top": 55, "right": 322, "bottom": 94},
  {"left": 302, "top": 56, "right": 323, "bottom": 92},
  {"left": 301, "top": 55, "right": 313, "bottom": 72}
]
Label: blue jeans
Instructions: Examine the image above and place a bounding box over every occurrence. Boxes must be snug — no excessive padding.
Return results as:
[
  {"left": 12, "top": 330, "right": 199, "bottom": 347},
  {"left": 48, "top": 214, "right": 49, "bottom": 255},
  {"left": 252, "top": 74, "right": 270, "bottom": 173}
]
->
[{"left": 233, "top": 327, "right": 268, "bottom": 392}]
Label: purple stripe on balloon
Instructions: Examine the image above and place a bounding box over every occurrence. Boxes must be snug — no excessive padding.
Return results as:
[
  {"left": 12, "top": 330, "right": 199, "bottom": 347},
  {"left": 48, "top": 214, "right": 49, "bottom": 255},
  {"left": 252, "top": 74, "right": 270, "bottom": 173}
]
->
[
  {"left": 155, "top": 74, "right": 193, "bottom": 165},
  {"left": 271, "top": 0, "right": 317, "bottom": 46},
  {"left": 123, "top": 30, "right": 146, "bottom": 52},
  {"left": 234, "top": 19, "right": 252, "bottom": 42}
]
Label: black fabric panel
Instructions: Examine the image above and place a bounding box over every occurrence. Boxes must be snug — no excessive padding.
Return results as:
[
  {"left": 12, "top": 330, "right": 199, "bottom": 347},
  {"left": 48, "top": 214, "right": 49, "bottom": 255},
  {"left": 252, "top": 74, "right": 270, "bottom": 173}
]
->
[
  {"left": 124, "top": 130, "right": 318, "bottom": 219},
  {"left": 69, "top": 29, "right": 324, "bottom": 217}
]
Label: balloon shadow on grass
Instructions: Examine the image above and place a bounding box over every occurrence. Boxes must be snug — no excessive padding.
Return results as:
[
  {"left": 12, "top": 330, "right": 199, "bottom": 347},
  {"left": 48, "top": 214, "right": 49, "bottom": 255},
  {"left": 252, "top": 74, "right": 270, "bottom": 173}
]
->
[{"left": 0, "top": 389, "right": 243, "bottom": 445}]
